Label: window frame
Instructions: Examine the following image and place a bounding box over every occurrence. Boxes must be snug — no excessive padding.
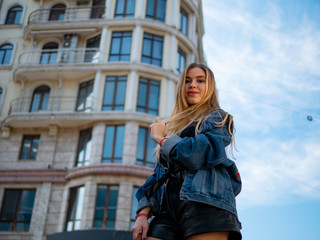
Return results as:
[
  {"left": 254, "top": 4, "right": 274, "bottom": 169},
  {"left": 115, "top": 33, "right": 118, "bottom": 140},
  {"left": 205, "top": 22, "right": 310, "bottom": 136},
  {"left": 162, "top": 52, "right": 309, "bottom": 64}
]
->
[
  {"left": 93, "top": 185, "right": 119, "bottom": 229},
  {"left": 136, "top": 77, "right": 160, "bottom": 115},
  {"left": 5, "top": 6, "right": 23, "bottom": 24},
  {"left": 75, "top": 79, "right": 94, "bottom": 112},
  {"left": 19, "top": 135, "right": 40, "bottom": 160},
  {"left": 145, "top": 0, "right": 166, "bottom": 22},
  {"left": 102, "top": 76, "right": 127, "bottom": 111},
  {"left": 176, "top": 47, "right": 187, "bottom": 74},
  {"left": 65, "top": 186, "right": 85, "bottom": 232},
  {"left": 136, "top": 127, "right": 156, "bottom": 167},
  {"left": 108, "top": 31, "right": 132, "bottom": 62},
  {"left": 179, "top": 7, "right": 189, "bottom": 36},
  {"left": 0, "top": 44, "right": 13, "bottom": 65},
  {"left": 141, "top": 33, "right": 163, "bottom": 67},
  {"left": 114, "top": 0, "right": 135, "bottom": 18},
  {"left": 0, "top": 189, "right": 36, "bottom": 232},
  {"left": 29, "top": 85, "right": 50, "bottom": 112},
  {"left": 102, "top": 125, "right": 125, "bottom": 163},
  {"left": 48, "top": 4, "right": 66, "bottom": 21},
  {"left": 75, "top": 128, "right": 92, "bottom": 167}
]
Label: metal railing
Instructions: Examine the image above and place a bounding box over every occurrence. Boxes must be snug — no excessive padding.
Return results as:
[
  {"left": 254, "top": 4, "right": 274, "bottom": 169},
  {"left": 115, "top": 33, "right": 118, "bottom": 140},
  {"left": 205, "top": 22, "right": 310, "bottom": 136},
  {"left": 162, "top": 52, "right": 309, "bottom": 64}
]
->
[
  {"left": 28, "top": 6, "right": 106, "bottom": 23},
  {"left": 9, "top": 96, "right": 97, "bottom": 115},
  {"left": 17, "top": 48, "right": 101, "bottom": 66}
]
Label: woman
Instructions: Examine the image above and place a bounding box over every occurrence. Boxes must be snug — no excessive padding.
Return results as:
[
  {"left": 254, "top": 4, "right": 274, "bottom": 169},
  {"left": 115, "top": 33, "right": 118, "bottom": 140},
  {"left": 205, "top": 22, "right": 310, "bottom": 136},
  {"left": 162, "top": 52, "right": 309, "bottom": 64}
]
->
[{"left": 131, "top": 63, "right": 242, "bottom": 240}]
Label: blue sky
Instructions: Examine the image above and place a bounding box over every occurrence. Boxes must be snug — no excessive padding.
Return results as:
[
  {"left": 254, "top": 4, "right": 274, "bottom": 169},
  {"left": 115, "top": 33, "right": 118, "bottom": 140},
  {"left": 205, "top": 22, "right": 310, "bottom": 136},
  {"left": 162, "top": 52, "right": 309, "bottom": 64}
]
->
[{"left": 202, "top": 1, "right": 320, "bottom": 239}]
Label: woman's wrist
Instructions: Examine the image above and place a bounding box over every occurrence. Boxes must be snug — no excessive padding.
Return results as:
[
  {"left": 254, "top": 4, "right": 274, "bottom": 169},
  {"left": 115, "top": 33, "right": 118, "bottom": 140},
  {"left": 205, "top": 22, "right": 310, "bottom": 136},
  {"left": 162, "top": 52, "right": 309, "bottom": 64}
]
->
[{"left": 159, "top": 137, "right": 167, "bottom": 147}]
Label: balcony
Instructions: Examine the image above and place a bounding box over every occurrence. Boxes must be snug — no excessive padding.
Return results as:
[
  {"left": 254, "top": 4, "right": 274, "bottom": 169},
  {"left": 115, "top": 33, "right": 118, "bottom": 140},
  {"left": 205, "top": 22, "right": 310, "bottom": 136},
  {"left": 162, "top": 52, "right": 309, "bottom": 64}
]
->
[
  {"left": 13, "top": 48, "right": 102, "bottom": 81},
  {"left": 25, "top": 6, "right": 105, "bottom": 37},
  {"left": 4, "top": 96, "right": 156, "bottom": 128}
]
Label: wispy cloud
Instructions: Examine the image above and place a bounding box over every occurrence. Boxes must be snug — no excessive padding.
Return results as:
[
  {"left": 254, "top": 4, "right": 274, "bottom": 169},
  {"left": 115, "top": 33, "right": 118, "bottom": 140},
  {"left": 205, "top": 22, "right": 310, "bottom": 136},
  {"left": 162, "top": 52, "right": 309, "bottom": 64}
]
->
[{"left": 203, "top": 0, "right": 320, "bottom": 208}]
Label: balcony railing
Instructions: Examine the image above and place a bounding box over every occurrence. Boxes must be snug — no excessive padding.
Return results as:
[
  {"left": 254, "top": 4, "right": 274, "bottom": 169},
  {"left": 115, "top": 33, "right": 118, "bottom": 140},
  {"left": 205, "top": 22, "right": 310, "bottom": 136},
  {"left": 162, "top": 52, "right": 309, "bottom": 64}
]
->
[
  {"left": 9, "top": 96, "right": 97, "bottom": 115},
  {"left": 28, "top": 6, "right": 106, "bottom": 23},
  {"left": 17, "top": 48, "right": 101, "bottom": 66}
]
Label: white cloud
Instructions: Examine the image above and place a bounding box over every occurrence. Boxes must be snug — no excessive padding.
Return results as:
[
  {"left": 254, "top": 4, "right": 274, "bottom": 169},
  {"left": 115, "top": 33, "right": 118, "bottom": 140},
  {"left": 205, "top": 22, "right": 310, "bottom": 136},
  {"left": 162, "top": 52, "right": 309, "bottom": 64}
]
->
[{"left": 202, "top": 0, "right": 320, "bottom": 208}]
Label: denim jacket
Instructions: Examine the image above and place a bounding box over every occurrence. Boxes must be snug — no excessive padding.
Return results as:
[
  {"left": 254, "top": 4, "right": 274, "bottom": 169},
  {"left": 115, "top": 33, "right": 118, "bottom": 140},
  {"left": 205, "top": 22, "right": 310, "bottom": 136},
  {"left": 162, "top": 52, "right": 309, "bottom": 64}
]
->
[{"left": 136, "top": 109, "right": 242, "bottom": 218}]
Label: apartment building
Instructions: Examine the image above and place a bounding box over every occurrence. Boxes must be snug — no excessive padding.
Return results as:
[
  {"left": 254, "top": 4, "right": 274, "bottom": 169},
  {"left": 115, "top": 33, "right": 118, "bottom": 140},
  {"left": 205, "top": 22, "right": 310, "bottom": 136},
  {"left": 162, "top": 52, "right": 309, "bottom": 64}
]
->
[{"left": 0, "top": 0, "right": 205, "bottom": 239}]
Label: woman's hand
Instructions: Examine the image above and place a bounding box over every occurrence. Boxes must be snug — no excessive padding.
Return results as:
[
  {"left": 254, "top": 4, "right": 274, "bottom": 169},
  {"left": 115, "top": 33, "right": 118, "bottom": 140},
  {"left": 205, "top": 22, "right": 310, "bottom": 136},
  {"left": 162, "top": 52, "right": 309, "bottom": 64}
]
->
[
  {"left": 149, "top": 119, "right": 167, "bottom": 145},
  {"left": 131, "top": 209, "right": 150, "bottom": 240}
]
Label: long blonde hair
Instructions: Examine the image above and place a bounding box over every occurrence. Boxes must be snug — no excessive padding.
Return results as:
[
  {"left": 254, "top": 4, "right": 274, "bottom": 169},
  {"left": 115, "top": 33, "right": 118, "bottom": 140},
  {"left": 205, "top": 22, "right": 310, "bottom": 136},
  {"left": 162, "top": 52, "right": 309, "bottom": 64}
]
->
[{"left": 155, "top": 63, "right": 235, "bottom": 159}]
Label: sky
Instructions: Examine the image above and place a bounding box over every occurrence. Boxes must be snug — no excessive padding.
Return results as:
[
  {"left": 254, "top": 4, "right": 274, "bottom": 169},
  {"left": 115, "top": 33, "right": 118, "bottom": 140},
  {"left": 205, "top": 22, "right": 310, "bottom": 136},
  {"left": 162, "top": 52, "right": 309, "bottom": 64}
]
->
[{"left": 202, "top": 1, "right": 320, "bottom": 240}]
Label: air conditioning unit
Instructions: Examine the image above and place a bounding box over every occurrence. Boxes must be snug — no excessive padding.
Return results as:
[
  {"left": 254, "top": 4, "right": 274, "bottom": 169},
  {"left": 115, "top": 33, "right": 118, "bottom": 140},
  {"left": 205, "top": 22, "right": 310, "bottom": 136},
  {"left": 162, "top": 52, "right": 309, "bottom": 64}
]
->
[{"left": 76, "top": 0, "right": 90, "bottom": 4}]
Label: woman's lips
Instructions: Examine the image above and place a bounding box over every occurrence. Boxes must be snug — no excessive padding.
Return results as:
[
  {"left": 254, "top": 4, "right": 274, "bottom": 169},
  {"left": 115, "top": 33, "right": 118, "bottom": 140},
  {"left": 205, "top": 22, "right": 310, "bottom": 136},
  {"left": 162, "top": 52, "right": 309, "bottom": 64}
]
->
[{"left": 187, "top": 91, "right": 199, "bottom": 96}]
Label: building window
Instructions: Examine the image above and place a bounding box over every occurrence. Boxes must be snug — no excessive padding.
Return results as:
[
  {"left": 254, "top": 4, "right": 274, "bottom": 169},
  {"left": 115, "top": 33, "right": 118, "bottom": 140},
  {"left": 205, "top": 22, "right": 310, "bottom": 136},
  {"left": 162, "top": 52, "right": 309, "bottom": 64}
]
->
[
  {"left": 0, "top": 189, "right": 36, "bottom": 232},
  {"left": 146, "top": 0, "right": 166, "bottom": 22},
  {"left": 84, "top": 35, "right": 101, "bottom": 63},
  {"left": 102, "top": 125, "right": 125, "bottom": 163},
  {"left": 5, "top": 6, "right": 23, "bottom": 24},
  {"left": 137, "top": 77, "right": 160, "bottom": 115},
  {"left": 136, "top": 127, "right": 156, "bottom": 167},
  {"left": 94, "top": 185, "right": 118, "bottom": 229},
  {"left": 76, "top": 128, "right": 92, "bottom": 167},
  {"left": 115, "top": 0, "right": 135, "bottom": 18},
  {"left": 30, "top": 86, "right": 50, "bottom": 112},
  {"left": 0, "top": 87, "right": 2, "bottom": 104},
  {"left": 108, "top": 31, "right": 132, "bottom": 62},
  {"left": 0, "top": 44, "right": 13, "bottom": 65},
  {"left": 141, "top": 33, "right": 163, "bottom": 67},
  {"left": 49, "top": 4, "right": 66, "bottom": 21},
  {"left": 130, "top": 187, "right": 138, "bottom": 228},
  {"left": 76, "top": 80, "right": 94, "bottom": 112},
  {"left": 102, "top": 76, "right": 127, "bottom": 111},
  {"left": 40, "top": 42, "right": 58, "bottom": 64},
  {"left": 91, "top": 0, "right": 106, "bottom": 19},
  {"left": 176, "top": 47, "right": 186, "bottom": 74},
  {"left": 66, "top": 186, "right": 85, "bottom": 231},
  {"left": 19, "top": 135, "right": 40, "bottom": 160},
  {"left": 179, "top": 7, "right": 188, "bottom": 36}
]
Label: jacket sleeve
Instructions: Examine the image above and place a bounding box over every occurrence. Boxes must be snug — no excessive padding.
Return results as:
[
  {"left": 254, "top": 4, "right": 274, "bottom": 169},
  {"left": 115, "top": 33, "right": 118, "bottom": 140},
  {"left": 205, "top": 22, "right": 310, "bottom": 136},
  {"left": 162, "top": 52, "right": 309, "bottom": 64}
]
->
[
  {"left": 135, "top": 161, "right": 164, "bottom": 215},
  {"left": 160, "top": 110, "right": 232, "bottom": 171}
]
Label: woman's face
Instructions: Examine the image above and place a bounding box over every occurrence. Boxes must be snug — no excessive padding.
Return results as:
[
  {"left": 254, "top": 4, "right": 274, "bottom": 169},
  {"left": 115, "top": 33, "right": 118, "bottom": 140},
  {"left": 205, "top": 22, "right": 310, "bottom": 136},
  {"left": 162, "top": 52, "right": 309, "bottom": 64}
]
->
[{"left": 184, "top": 67, "right": 207, "bottom": 106}]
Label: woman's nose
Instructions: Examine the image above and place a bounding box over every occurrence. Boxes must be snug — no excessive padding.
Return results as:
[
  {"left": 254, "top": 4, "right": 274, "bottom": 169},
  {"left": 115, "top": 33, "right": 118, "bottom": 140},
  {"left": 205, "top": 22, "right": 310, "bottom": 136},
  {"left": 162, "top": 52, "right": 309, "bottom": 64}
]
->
[{"left": 189, "top": 80, "right": 196, "bottom": 87}]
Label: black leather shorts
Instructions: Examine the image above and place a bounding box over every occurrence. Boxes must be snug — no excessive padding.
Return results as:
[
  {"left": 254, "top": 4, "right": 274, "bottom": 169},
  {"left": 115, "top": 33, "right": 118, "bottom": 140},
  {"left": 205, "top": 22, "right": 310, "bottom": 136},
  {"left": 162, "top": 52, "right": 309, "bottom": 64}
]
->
[{"left": 147, "top": 176, "right": 242, "bottom": 240}]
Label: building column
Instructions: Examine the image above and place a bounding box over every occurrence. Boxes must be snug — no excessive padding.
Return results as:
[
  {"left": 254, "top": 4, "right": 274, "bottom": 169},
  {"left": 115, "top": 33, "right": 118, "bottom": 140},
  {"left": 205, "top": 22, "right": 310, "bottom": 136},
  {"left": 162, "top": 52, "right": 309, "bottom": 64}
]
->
[
  {"left": 171, "top": 0, "right": 179, "bottom": 27},
  {"left": 92, "top": 70, "right": 102, "bottom": 111},
  {"left": 122, "top": 121, "right": 139, "bottom": 165},
  {"left": 99, "top": 27, "right": 109, "bottom": 62},
  {"left": 32, "top": 183, "right": 52, "bottom": 240},
  {"left": 168, "top": 34, "right": 177, "bottom": 72},
  {"left": 81, "top": 181, "right": 97, "bottom": 229},
  {"left": 131, "top": 26, "right": 142, "bottom": 63},
  {"left": 116, "top": 182, "right": 134, "bottom": 231},
  {"left": 166, "top": 79, "right": 175, "bottom": 117},
  {"left": 192, "top": 14, "right": 197, "bottom": 45},
  {"left": 125, "top": 70, "right": 138, "bottom": 111},
  {"left": 90, "top": 122, "right": 105, "bottom": 164},
  {"left": 135, "top": 0, "right": 145, "bottom": 18}
]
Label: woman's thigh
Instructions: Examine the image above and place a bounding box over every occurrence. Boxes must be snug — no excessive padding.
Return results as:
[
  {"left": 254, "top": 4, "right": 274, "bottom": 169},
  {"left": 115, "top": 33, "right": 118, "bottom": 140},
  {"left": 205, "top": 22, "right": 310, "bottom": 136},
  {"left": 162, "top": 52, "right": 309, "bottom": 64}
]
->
[{"left": 186, "top": 231, "right": 229, "bottom": 240}]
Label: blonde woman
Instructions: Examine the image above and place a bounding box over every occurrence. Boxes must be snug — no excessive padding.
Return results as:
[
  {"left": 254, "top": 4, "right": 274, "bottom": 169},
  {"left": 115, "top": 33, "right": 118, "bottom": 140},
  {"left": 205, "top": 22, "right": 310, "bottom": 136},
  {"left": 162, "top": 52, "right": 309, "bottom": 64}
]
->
[{"left": 131, "top": 63, "right": 242, "bottom": 240}]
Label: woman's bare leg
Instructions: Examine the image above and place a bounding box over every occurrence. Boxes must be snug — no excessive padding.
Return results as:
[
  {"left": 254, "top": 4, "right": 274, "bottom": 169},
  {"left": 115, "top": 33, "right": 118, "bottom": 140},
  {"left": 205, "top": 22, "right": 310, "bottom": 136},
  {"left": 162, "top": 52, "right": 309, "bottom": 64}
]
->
[{"left": 186, "top": 231, "right": 229, "bottom": 240}]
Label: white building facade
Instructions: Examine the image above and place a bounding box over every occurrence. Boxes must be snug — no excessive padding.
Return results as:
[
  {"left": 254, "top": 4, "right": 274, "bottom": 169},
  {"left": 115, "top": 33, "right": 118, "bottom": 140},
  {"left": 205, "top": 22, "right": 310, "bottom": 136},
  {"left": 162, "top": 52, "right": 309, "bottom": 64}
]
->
[{"left": 0, "top": 0, "right": 205, "bottom": 239}]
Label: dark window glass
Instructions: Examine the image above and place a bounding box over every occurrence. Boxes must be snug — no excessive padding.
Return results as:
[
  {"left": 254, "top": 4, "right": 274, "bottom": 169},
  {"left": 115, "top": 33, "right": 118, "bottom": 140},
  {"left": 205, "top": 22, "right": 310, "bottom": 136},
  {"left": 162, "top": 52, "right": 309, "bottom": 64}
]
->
[
  {"left": 76, "top": 128, "right": 92, "bottom": 167},
  {"left": 136, "top": 127, "right": 156, "bottom": 167},
  {"left": 137, "top": 78, "right": 160, "bottom": 115},
  {"left": 115, "top": 0, "right": 135, "bottom": 18},
  {"left": 93, "top": 185, "right": 118, "bottom": 229},
  {"left": 40, "top": 42, "right": 58, "bottom": 64},
  {"left": 0, "top": 189, "right": 36, "bottom": 232},
  {"left": 0, "top": 88, "right": 2, "bottom": 104},
  {"left": 19, "top": 135, "right": 40, "bottom": 160},
  {"left": 102, "top": 76, "right": 127, "bottom": 111},
  {"left": 109, "top": 32, "right": 132, "bottom": 62},
  {"left": 102, "top": 126, "right": 124, "bottom": 163},
  {"left": 91, "top": 0, "right": 106, "bottom": 19},
  {"left": 76, "top": 80, "right": 94, "bottom": 112},
  {"left": 130, "top": 187, "right": 138, "bottom": 228},
  {"left": 49, "top": 4, "right": 66, "bottom": 21},
  {"left": 84, "top": 35, "right": 101, "bottom": 62},
  {"left": 176, "top": 47, "right": 186, "bottom": 74},
  {"left": 179, "top": 8, "right": 188, "bottom": 35},
  {"left": 141, "top": 33, "right": 163, "bottom": 67},
  {"left": 146, "top": 0, "right": 166, "bottom": 22},
  {"left": 30, "top": 86, "right": 50, "bottom": 112},
  {"left": 65, "top": 186, "right": 85, "bottom": 231},
  {"left": 0, "top": 44, "right": 13, "bottom": 65},
  {"left": 5, "top": 6, "right": 22, "bottom": 24}
]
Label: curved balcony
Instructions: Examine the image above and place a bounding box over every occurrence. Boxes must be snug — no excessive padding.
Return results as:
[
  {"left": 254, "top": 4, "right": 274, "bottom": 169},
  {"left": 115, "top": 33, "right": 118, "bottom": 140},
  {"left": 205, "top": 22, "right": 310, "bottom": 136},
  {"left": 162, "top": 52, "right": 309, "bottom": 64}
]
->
[
  {"left": 14, "top": 48, "right": 101, "bottom": 81},
  {"left": 5, "top": 96, "right": 156, "bottom": 128}
]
